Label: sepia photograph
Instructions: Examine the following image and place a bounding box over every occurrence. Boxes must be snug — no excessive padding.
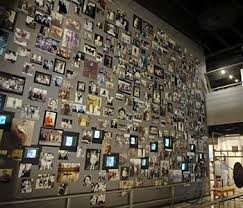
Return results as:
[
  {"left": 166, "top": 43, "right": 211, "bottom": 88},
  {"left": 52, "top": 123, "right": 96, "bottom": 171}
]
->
[
  {"left": 57, "top": 163, "right": 80, "bottom": 183},
  {"left": 53, "top": 58, "right": 66, "bottom": 74},
  {"left": 85, "top": 149, "right": 101, "bottom": 170},
  {"left": 43, "top": 110, "right": 57, "bottom": 128},
  {"left": 86, "top": 95, "right": 102, "bottom": 116},
  {"left": 39, "top": 127, "right": 63, "bottom": 147},
  {"left": 34, "top": 71, "right": 52, "bottom": 86},
  {"left": 28, "top": 87, "right": 47, "bottom": 102}
]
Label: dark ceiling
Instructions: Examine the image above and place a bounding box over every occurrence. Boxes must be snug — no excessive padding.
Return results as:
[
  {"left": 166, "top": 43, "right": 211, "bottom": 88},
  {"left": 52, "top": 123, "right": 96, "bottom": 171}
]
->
[{"left": 135, "top": 0, "right": 243, "bottom": 58}]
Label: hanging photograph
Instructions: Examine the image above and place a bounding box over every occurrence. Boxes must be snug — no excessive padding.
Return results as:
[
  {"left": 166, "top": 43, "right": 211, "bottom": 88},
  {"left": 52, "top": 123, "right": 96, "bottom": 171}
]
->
[
  {"left": 58, "top": 0, "right": 69, "bottom": 15},
  {"left": 43, "top": 110, "right": 57, "bottom": 128},
  {"left": 60, "top": 131, "right": 79, "bottom": 152},
  {"left": 20, "top": 179, "right": 33, "bottom": 193},
  {"left": 35, "top": 0, "right": 54, "bottom": 14},
  {"left": 22, "top": 62, "right": 34, "bottom": 76},
  {"left": 0, "top": 30, "right": 9, "bottom": 56},
  {"left": 39, "top": 127, "right": 63, "bottom": 146},
  {"left": 25, "top": 16, "right": 35, "bottom": 30},
  {"left": 84, "top": 18, "right": 94, "bottom": 32},
  {"left": 57, "top": 163, "right": 80, "bottom": 183},
  {"left": 90, "top": 182, "right": 106, "bottom": 205},
  {"left": 57, "top": 46, "right": 71, "bottom": 60},
  {"left": 133, "top": 86, "right": 140, "bottom": 98},
  {"left": 51, "top": 11, "right": 63, "bottom": 27},
  {"left": 133, "top": 15, "right": 142, "bottom": 30},
  {"left": 66, "top": 17, "right": 81, "bottom": 31},
  {"left": 18, "top": 163, "right": 32, "bottom": 178},
  {"left": 94, "top": 33, "right": 103, "bottom": 47},
  {"left": 34, "top": 71, "right": 52, "bottom": 86},
  {"left": 83, "top": 59, "right": 98, "bottom": 79},
  {"left": 62, "top": 29, "right": 80, "bottom": 50},
  {"left": 20, "top": 105, "right": 40, "bottom": 120},
  {"left": 4, "top": 50, "right": 17, "bottom": 63},
  {"left": 104, "top": 21, "right": 119, "bottom": 38},
  {"left": 43, "top": 59, "right": 54, "bottom": 71},
  {"left": 28, "top": 87, "right": 47, "bottom": 102},
  {"left": 0, "top": 72, "right": 25, "bottom": 95},
  {"left": 115, "top": 11, "right": 129, "bottom": 31},
  {"left": 35, "top": 35, "right": 59, "bottom": 54},
  {"left": 48, "top": 98, "right": 58, "bottom": 111},
  {"left": 53, "top": 58, "right": 66, "bottom": 74},
  {"left": 0, "top": 7, "right": 17, "bottom": 31},
  {"left": 83, "top": 43, "right": 96, "bottom": 56},
  {"left": 107, "top": 9, "right": 115, "bottom": 21},
  {"left": 39, "top": 152, "right": 54, "bottom": 171},
  {"left": 58, "top": 150, "right": 69, "bottom": 160},
  {"left": 34, "top": 11, "right": 52, "bottom": 27},
  {"left": 86, "top": 95, "right": 102, "bottom": 116},
  {"left": 85, "top": 149, "right": 101, "bottom": 170},
  {"left": 60, "top": 100, "right": 72, "bottom": 116},
  {"left": 117, "top": 79, "right": 132, "bottom": 95},
  {"left": 104, "top": 54, "right": 113, "bottom": 68},
  {"left": 35, "top": 174, "right": 55, "bottom": 189},
  {"left": 30, "top": 53, "right": 43, "bottom": 65},
  {"left": 82, "top": 0, "right": 96, "bottom": 18},
  {"left": 61, "top": 118, "right": 73, "bottom": 129}
]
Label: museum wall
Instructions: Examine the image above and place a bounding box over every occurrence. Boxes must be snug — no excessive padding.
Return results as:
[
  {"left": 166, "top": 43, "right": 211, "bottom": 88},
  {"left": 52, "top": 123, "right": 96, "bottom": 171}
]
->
[
  {"left": 207, "top": 86, "right": 243, "bottom": 126},
  {"left": 0, "top": 0, "right": 208, "bottom": 207}
]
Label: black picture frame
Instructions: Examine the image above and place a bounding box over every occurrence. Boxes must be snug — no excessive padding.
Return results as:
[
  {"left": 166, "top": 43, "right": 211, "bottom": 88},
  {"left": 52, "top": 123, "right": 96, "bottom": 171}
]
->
[
  {"left": 104, "top": 21, "right": 119, "bottom": 38},
  {"left": 190, "top": 144, "right": 196, "bottom": 152},
  {"left": 198, "top": 153, "right": 204, "bottom": 161},
  {"left": 141, "top": 157, "right": 149, "bottom": 169},
  {"left": 53, "top": 58, "right": 66, "bottom": 75},
  {"left": 60, "top": 131, "right": 79, "bottom": 152},
  {"left": 0, "top": 111, "right": 14, "bottom": 131},
  {"left": 22, "top": 146, "right": 41, "bottom": 165},
  {"left": 150, "top": 142, "right": 158, "bottom": 152},
  {"left": 181, "top": 162, "right": 189, "bottom": 171},
  {"left": 164, "top": 136, "right": 173, "bottom": 151},
  {"left": 77, "top": 81, "right": 86, "bottom": 92},
  {"left": 102, "top": 153, "right": 119, "bottom": 170},
  {"left": 91, "top": 127, "right": 104, "bottom": 144},
  {"left": 34, "top": 71, "right": 52, "bottom": 86},
  {"left": 82, "top": 0, "right": 96, "bottom": 19},
  {"left": 43, "top": 110, "right": 57, "bottom": 128},
  {"left": 129, "top": 135, "right": 138, "bottom": 148},
  {"left": 0, "top": 72, "right": 25, "bottom": 95},
  {"left": 117, "top": 79, "right": 132, "bottom": 95}
]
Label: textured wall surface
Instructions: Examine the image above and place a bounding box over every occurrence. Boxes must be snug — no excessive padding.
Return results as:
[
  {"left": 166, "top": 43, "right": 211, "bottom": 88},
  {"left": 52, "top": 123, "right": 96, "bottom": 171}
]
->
[{"left": 0, "top": 0, "right": 208, "bottom": 206}]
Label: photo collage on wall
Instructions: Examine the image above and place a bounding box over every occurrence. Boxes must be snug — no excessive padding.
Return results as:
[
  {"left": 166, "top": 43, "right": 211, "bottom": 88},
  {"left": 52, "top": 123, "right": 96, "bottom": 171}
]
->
[{"left": 0, "top": 0, "right": 208, "bottom": 204}]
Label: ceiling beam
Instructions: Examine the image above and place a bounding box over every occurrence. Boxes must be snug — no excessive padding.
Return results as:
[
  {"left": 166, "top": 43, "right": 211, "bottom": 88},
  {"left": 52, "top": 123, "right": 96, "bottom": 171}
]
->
[{"left": 211, "top": 32, "right": 230, "bottom": 47}]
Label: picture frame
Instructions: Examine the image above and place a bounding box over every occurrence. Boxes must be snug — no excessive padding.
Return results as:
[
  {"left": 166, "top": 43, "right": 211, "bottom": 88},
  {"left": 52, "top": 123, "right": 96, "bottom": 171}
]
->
[
  {"left": 164, "top": 136, "right": 173, "bottom": 151},
  {"left": 77, "top": 81, "right": 86, "bottom": 92},
  {"left": 82, "top": 0, "right": 96, "bottom": 19},
  {"left": 102, "top": 153, "right": 119, "bottom": 170},
  {"left": 85, "top": 149, "right": 101, "bottom": 170},
  {"left": 53, "top": 58, "right": 66, "bottom": 75},
  {"left": 190, "top": 144, "right": 196, "bottom": 152},
  {"left": 22, "top": 146, "right": 41, "bottom": 165},
  {"left": 60, "top": 131, "right": 79, "bottom": 152},
  {"left": 133, "top": 86, "right": 140, "bottom": 98},
  {"left": 91, "top": 127, "right": 104, "bottom": 144},
  {"left": 150, "top": 142, "right": 158, "bottom": 152},
  {"left": 43, "top": 110, "right": 57, "bottom": 128},
  {"left": 39, "top": 127, "right": 63, "bottom": 147},
  {"left": 0, "top": 7, "right": 17, "bottom": 31},
  {"left": 35, "top": 35, "right": 59, "bottom": 54},
  {"left": 129, "top": 135, "right": 138, "bottom": 148},
  {"left": 28, "top": 87, "right": 47, "bottom": 102},
  {"left": 83, "top": 43, "right": 96, "bottom": 56},
  {"left": 34, "top": 71, "right": 52, "bottom": 86},
  {"left": 104, "top": 54, "right": 113, "bottom": 68},
  {"left": 117, "top": 79, "right": 132, "bottom": 95},
  {"left": 141, "top": 157, "right": 149, "bottom": 169},
  {"left": 104, "top": 21, "right": 119, "bottom": 38},
  {"left": 0, "top": 111, "right": 14, "bottom": 131},
  {"left": 0, "top": 72, "right": 25, "bottom": 95},
  {"left": 133, "top": 15, "right": 142, "bottom": 31}
]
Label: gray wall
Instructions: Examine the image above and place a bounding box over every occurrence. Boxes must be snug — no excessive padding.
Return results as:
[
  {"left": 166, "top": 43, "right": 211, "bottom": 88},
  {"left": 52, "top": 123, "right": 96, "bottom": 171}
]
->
[{"left": 0, "top": 0, "right": 208, "bottom": 207}]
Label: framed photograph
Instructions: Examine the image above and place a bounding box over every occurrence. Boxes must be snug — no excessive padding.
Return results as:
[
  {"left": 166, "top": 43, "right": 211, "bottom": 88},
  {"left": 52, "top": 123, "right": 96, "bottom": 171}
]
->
[
  {"left": 62, "top": 29, "right": 80, "bottom": 50},
  {"left": 0, "top": 111, "right": 14, "bottom": 131},
  {"left": 58, "top": 0, "right": 70, "bottom": 15},
  {"left": 121, "top": 32, "right": 131, "bottom": 44},
  {"left": 152, "top": 89, "right": 161, "bottom": 104},
  {"left": 0, "top": 7, "right": 17, "bottom": 31},
  {"left": 48, "top": 98, "right": 58, "bottom": 111},
  {"left": 133, "top": 15, "right": 142, "bottom": 30},
  {"left": 150, "top": 142, "right": 158, "bottom": 152},
  {"left": 58, "top": 150, "right": 69, "bottom": 160},
  {"left": 34, "top": 71, "right": 52, "bottom": 86},
  {"left": 35, "top": 35, "right": 59, "bottom": 54},
  {"left": 129, "top": 135, "right": 138, "bottom": 148},
  {"left": 115, "top": 10, "right": 129, "bottom": 31},
  {"left": 20, "top": 178, "right": 34, "bottom": 193},
  {"left": 39, "top": 152, "right": 54, "bottom": 170},
  {"left": 85, "top": 149, "right": 101, "bottom": 170},
  {"left": 35, "top": 0, "right": 54, "bottom": 14},
  {"left": 4, "top": 50, "right": 17, "bottom": 63},
  {"left": 86, "top": 95, "right": 102, "bottom": 116},
  {"left": 104, "top": 54, "right": 113, "bottom": 68},
  {"left": 28, "top": 87, "right": 47, "bottom": 102},
  {"left": 36, "top": 174, "right": 55, "bottom": 189},
  {"left": 0, "top": 30, "right": 9, "bottom": 56},
  {"left": 57, "top": 163, "right": 80, "bottom": 184},
  {"left": 22, "top": 146, "right": 41, "bottom": 165},
  {"left": 60, "top": 100, "right": 72, "bottom": 116},
  {"left": 94, "top": 33, "right": 103, "bottom": 47},
  {"left": 117, "top": 79, "right": 132, "bottom": 95},
  {"left": 141, "top": 157, "right": 149, "bottom": 169},
  {"left": 82, "top": 0, "right": 96, "bottom": 18},
  {"left": 22, "top": 62, "right": 34, "bottom": 76},
  {"left": 57, "top": 46, "right": 71, "bottom": 59},
  {"left": 39, "top": 127, "right": 63, "bottom": 146},
  {"left": 91, "top": 128, "right": 104, "bottom": 144},
  {"left": 84, "top": 18, "right": 94, "bottom": 32},
  {"left": 43, "top": 59, "right": 54, "bottom": 71},
  {"left": 83, "top": 43, "right": 96, "bottom": 56},
  {"left": 120, "top": 167, "right": 129, "bottom": 180},
  {"left": 0, "top": 94, "right": 6, "bottom": 112},
  {"left": 102, "top": 153, "right": 119, "bottom": 170},
  {"left": 61, "top": 118, "right": 73, "bottom": 129},
  {"left": 83, "top": 59, "right": 98, "bottom": 79},
  {"left": 20, "top": 105, "right": 40, "bottom": 120},
  {"left": 133, "top": 86, "right": 140, "bottom": 98},
  {"left": 154, "top": 65, "right": 164, "bottom": 78},
  {"left": 18, "top": 163, "right": 32, "bottom": 178},
  {"left": 30, "top": 53, "right": 43, "bottom": 65},
  {"left": 66, "top": 17, "right": 81, "bottom": 31},
  {"left": 104, "top": 21, "right": 119, "bottom": 38},
  {"left": 43, "top": 110, "right": 57, "bottom": 128},
  {"left": 164, "top": 136, "right": 173, "bottom": 151},
  {"left": 53, "top": 58, "right": 66, "bottom": 74},
  {"left": 149, "top": 126, "right": 158, "bottom": 135},
  {"left": 60, "top": 131, "right": 79, "bottom": 152},
  {"left": 51, "top": 11, "right": 63, "bottom": 27},
  {"left": 34, "top": 11, "right": 52, "bottom": 27},
  {"left": 107, "top": 9, "right": 115, "bottom": 21},
  {"left": 0, "top": 72, "right": 25, "bottom": 95}
]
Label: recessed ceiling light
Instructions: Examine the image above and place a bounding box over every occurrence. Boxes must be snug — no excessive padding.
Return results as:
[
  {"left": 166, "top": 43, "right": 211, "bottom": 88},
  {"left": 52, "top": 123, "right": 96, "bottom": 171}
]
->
[
  {"left": 221, "top": 70, "right": 226, "bottom": 74},
  {"left": 235, "top": 79, "right": 239, "bottom": 82},
  {"left": 229, "top": 75, "right": 233, "bottom": 79}
]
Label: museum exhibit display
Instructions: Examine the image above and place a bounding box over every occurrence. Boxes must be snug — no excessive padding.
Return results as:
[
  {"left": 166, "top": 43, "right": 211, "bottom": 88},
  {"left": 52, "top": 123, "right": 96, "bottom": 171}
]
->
[{"left": 0, "top": 0, "right": 209, "bottom": 207}]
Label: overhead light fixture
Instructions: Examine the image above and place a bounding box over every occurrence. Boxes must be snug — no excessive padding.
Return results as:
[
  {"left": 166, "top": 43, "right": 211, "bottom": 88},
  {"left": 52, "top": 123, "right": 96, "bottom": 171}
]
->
[
  {"left": 229, "top": 75, "right": 233, "bottom": 79},
  {"left": 235, "top": 79, "right": 239, "bottom": 82},
  {"left": 221, "top": 69, "right": 226, "bottom": 74}
]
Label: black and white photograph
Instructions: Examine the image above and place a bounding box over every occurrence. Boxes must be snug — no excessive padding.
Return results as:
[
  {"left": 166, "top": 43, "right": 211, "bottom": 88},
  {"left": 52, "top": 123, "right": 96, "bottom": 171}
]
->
[
  {"left": 61, "top": 118, "right": 73, "bottom": 129},
  {"left": 48, "top": 98, "right": 58, "bottom": 111},
  {"left": 104, "top": 21, "right": 119, "bottom": 38},
  {"left": 58, "top": 183, "right": 68, "bottom": 195},
  {"left": 53, "top": 58, "right": 66, "bottom": 75},
  {"left": 120, "top": 167, "right": 129, "bottom": 180},
  {"left": 4, "top": 50, "right": 17, "bottom": 63},
  {"left": 35, "top": 0, "right": 54, "bottom": 14},
  {"left": 58, "top": 0, "right": 69, "bottom": 14},
  {"left": 25, "top": 16, "right": 36, "bottom": 29},
  {"left": 85, "top": 149, "right": 101, "bottom": 170},
  {"left": 77, "top": 81, "right": 86, "bottom": 92},
  {"left": 83, "top": 43, "right": 96, "bottom": 56},
  {"left": 75, "top": 92, "right": 83, "bottom": 103},
  {"left": 104, "top": 54, "right": 113, "bottom": 68},
  {"left": 20, "top": 105, "right": 40, "bottom": 120},
  {"left": 90, "top": 182, "right": 106, "bottom": 205},
  {"left": 35, "top": 174, "right": 55, "bottom": 189},
  {"left": 115, "top": 10, "right": 129, "bottom": 31},
  {"left": 22, "top": 63, "right": 34, "bottom": 76},
  {"left": 94, "top": 33, "right": 103, "bottom": 47},
  {"left": 82, "top": 0, "right": 96, "bottom": 18},
  {"left": 0, "top": 7, "right": 17, "bottom": 31},
  {"left": 130, "top": 158, "right": 141, "bottom": 177},
  {"left": 117, "top": 79, "right": 132, "bottom": 95},
  {"left": 34, "top": 71, "right": 52, "bottom": 86},
  {"left": 39, "top": 127, "right": 63, "bottom": 147},
  {"left": 58, "top": 150, "right": 69, "bottom": 160},
  {"left": 133, "top": 15, "right": 142, "bottom": 31},
  {"left": 52, "top": 75, "right": 63, "bottom": 87},
  {"left": 18, "top": 163, "right": 32, "bottom": 178},
  {"left": 43, "top": 59, "right": 54, "bottom": 71},
  {"left": 28, "top": 87, "right": 47, "bottom": 102},
  {"left": 30, "top": 53, "right": 43, "bottom": 65},
  {"left": 84, "top": 18, "right": 94, "bottom": 32},
  {"left": 34, "top": 11, "right": 52, "bottom": 27},
  {"left": 0, "top": 72, "right": 25, "bottom": 95},
  {"left": 6, "top": 97, "right": 22, "bottom": 109},
  {"left": 39, "top": 152, "right": 54, "bottom": 171},
  {"left": 20, "top": 179, "right": 33, "bottom": 193},
  {"left": 60, "top": 100, "right": 72, "bottom": 116},
  {"left": 107, "top": 9, "right": 115, "bottom": 21}
]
